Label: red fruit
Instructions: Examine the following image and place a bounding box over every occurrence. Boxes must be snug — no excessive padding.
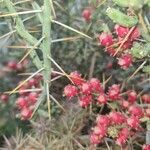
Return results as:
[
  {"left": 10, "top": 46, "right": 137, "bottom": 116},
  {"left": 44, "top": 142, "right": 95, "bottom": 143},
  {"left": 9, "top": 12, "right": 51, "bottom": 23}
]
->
[
  {"left": 105, "top": 46, "right": 116, "bottom": 56},
  {"left": 107, "top": 84, "right": 120, "bottom": 100},
  {"left": 145, "top": 108, "right": 150, "bottom": 118},
  {"left": 81, "top": 82, "right": 92, "bottom": 95},
  {"left": 143, "top": 144, "right": 150, "bottom": 150},
  {"left": 121, "top": 100, "right": 130, "bottom": 109},
  {"left": 96, "top": 115, "right": 110, "bottom": 127},
  {"left": 79, "top": 95, "right": 92, "bottom": 108},
  {"left": 142, "top": 94, "right": 150, "bottom": 103},
  {"left": 82, "top": 9, "right": 91, "bottom": 22},
  {"left": 106, "top": 62, "right": 113, "bottom": 69},
  {"left": 18, "top": 86, "right": 29, "bottom": 96},
  {"left": 115, "top": 25, "right": 129, "bottom": 38},
  {"left": 16, "top": 63, "right": 24, "bottom": 72},
  {"left": 0, "top": 94, "right": 9, "bottom": 103},
  {"left": 28, "top": 78, "right": 38, "bottom": 87},
  {"left": 16, "top": 97, "right": 28, "bottom": 109},
  {"left": 97, "top": 94, "right": 107, "bottom": 104},
  {"left": 69, "top": 71, "right": 84, "bottom": 85},
  {"left": 93, "top": 125, "right": 107, "bottom": 138},
  {"left": 129, "top": 105, "right": 143, "bottom": 118},
  {"left": 116, "top": 128, "right": 129, "bottom": 146},
  {"left": 98, "top": 32, "right": 114, "bottom": 47},
  {"left": 21, "top": 107, "right": 32, "bottom": 120},
  {"left": 118, "top": 54, "right": 133, "bottom": 70},
  {"left": 28, "top": 92, "right": 38, "bottom": 104},
  {"left": 127, "top": 90, "right": 137, "bottom": 103},
  {"left": 130, "top": 27, "right": 140, "bottom": 41},
  {"left": 90, "top": 133, "right": 101, "bottom": 145},
  {"left": 64, "top": 84, "right": 78, "bottom": 99},
  {"left": 7, "top": 60, "right": 17, "bottom": 70},
  {"left": 118, "top": 38, "right": 133, "bottom": 50},
  {"left": 89, "top": 78, "right": 103, "bottom": 93},
  {"left": 109, "top": 112, "right": 126, "bottom": 125},
  {"left": 34, "top": 74, "right": 43, "bottom": 81},
  {"left": 127, "top": 116, "right": 140, "bottom": 129}
]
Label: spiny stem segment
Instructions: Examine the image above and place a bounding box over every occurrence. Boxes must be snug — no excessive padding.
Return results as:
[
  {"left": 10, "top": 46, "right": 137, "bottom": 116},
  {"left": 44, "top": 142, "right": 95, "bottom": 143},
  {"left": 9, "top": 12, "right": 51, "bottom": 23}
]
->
[
  {"left": 42, "top": 0, "right": 52, "bottom": 119},
  {"left": 4, "top": 0, "right": 42, "bottom": 69}
]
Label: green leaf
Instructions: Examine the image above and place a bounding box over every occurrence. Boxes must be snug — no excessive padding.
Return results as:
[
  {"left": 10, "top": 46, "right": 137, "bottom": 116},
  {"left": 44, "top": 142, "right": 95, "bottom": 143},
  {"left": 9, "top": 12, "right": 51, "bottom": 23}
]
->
[
  {"left": 129, "top": 0, "right": 144, "bottom": 10},
  {"left": 113, "top": 0, "right": 144, "bottom": 10},
  {"left": 143, "top": 65, "right": 150, "bottom": 73},
  {"left": 112, "top": 0, "right": 128, "bottom": 7},
  {"left": 106, "top": 7, "right": 138, "bottom": 27},
  {"left": 131, "top": 42, "right": 150, "bottom": 59}
]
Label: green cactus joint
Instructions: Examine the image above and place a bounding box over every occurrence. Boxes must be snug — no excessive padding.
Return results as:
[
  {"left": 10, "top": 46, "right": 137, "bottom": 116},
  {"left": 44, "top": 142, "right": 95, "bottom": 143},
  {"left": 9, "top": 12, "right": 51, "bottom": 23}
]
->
[{"left": 106, "top": 7, "right": 138, "bottom": 27}]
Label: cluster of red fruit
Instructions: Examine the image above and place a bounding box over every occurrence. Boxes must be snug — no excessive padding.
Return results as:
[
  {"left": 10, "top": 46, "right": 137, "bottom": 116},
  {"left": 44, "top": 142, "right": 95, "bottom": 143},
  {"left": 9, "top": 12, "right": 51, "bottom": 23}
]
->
[
  {"left": 64, "top": 71, "right": 149, "bottom": 108},
  {"left": 64, "top": 71, "right": 103, "bottom": 108},
  {"left": 90, "top": 113, "right": 130, "bottom": 146},
  {"left": 63, "top": 71, "right": 150, "bottom": 147},
  {"left": 0, "top": 60, "right": 29, "bottom": 104},
  {"left": 16, "top": 75, "right": 42, "bottom": 120},
  {"left": 98, "top": 25, "right": 140, "bottom": 69},
  {"left": 90, "top": 103, "right": 147, "bottom": 146},
  {"left": 82, "top": 7, "right": 140, "bottom": 70},
  {"left": 7, "top": 59, "right": 28, "bottom": 72}
]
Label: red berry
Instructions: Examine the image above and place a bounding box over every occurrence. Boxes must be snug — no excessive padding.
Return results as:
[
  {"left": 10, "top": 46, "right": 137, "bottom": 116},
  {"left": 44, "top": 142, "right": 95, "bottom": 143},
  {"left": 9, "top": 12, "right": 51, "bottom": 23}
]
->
[
  {"left": 128, "top": 105, "right": 143, "bottom": 118},
  {"left": 18, "top": 86, "right": 29, "bottom": 96},
  {"left": 109, "top": 112, "right": 126, "bottom": 125},
  {"left": 145, "top": 108, "right": 150, "bottom": 118},
  {"left": 28, "top": 92, "right": 38, "bottom": 104},
  {"left": 106, "top": 62, "right": 113, "bottom": 69},
  {"left": 121, "top": 100, "right": 130, "bottom": 109},
  {"left": 0, "top": 94, "right": 9, "bottom": 103},
  {"left": 16, "top": 63, "right": 24, "bottom": 72},
  {"left": 105, "top": 47, "right": 116, "bottom": 56},
  {"left": 97, "top": 94, "right": 107, "bottom": 104},
  {"left": 107, "top": 84, "right": 120, "bottom": 100},
  {"left": 90, "top": 133, "right": 101, "bottom": 145},
  {"left": 115, "top": 25, "right": 129, "bottom": 38},
  {"left": 34, "top": 74, "right": 43, "bottom": 81},
  {"left": 142, "top": 94, "right": 150, "bottom": 103},
  {"left": 82, "top": 9, "right": 91, "bottom": 22},
  {"left": 69, "top": 71, "right": 84, "bottom": 85},
  {"left": 7, "top": 60, "right": 17, "bottom": 70},
  {"left": 127, "top": 116, "right": 140, "bottom": 129},
  {"left": 81, "top": 82, "right": 92, "bottom": 95},
  {"left": 143, "top": 144, "right": 150, "bottom": 150},
  {"left": 16, "top": 97, "right": 28, "bottom": 109},
  {"left": 98, "top": 32, "right": 113, "bottom": 47},
  {"left": 79, "top": 95, "right": 92, "bottom": 108},
  {"left": 118, "top": 38, "right": 133, "bottom": 50},
  {"left": 64, "top": 84, "right": 78, "bottom": 99},
  {"left": 28, "top": 78, "right": 38, "bottom": 87},
  {"left": 116, "top": 128, "right": 129, "bottom": 146},
  {"left": 96, "top": 115, "right": 110, "bottom": 127},
  {"left": 118, "top": 54, "right": 133, "bottom": 70},
  {"left": 89, "top": 78, "right": 103, "bottom": 93},
  {"left": 127, "top": 90, "right": 137, "bottom": 103},
  {"left": 93, "top": 125, "right": 107, "bottom": 138},
  {"left": 130, "top": 27, "right": 140, "bottom": 41},
  {"left": 21, "top": 107, "right": 32, "bottom": 120}
]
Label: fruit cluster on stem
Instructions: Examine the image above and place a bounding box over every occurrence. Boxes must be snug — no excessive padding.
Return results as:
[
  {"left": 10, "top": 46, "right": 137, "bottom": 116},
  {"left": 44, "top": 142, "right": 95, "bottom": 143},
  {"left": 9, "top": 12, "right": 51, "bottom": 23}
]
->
[{"left": 63, "top": 71, "right": 150, "bottom": 147}]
